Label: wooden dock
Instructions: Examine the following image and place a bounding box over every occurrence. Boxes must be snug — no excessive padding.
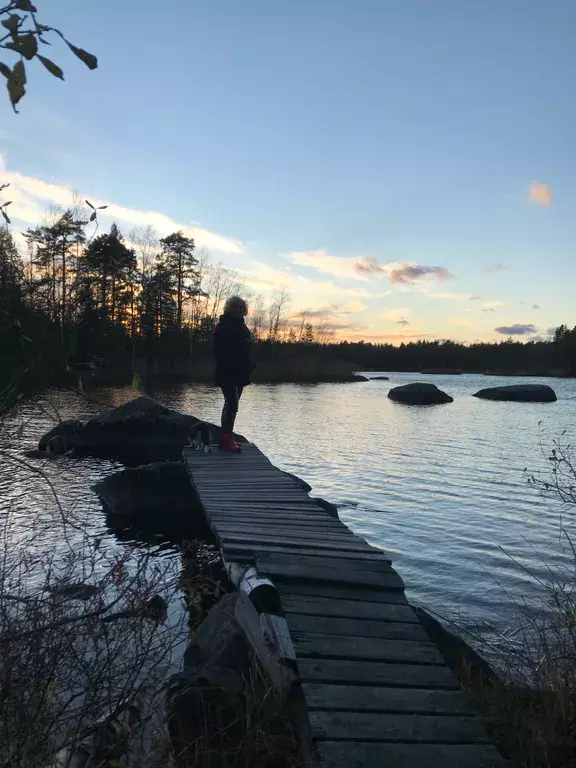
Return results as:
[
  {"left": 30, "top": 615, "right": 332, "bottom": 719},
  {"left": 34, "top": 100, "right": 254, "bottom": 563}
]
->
[{"left": 184, "top": 443, "right": 505, "bottom": 767}]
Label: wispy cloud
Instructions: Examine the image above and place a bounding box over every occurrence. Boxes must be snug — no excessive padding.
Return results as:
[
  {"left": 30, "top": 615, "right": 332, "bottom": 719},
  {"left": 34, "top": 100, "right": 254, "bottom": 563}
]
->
[
  {"left": 527, "top": 181, "right": 552, "bottom": 207},
  {"left": 485, "top": 263, "right": 508, "bottom": 273},
  {"left": 531, "top": 304, "right": 541, "bottom": 310},
  {"left": 495, "top": 323, "right": 537, "bottom": 336},
  {"left": 469, "top": 295, "right": 484, "bottom": 301},
  {"left": 380, "top": 308, "right": 411, "bottom": 324},
  {"left": 289, "top": 249, "right": 367, "bottom": 281},
  {"left": 481, "top": 300, "right": 504, "bottom": 313},
  {"left": 356, "top": 258, "right": 454, "bottom": 284},
  {"left": 0, "top": 154, "right": 243, "bottom": 255}
]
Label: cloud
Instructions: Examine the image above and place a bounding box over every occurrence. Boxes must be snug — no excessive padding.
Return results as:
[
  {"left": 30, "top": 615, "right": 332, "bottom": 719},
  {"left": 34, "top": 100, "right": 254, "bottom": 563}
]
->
[
  {"left": 469, "top": 295, "right": 484, "bottom": 301},
  {"left": 289, "top": 249, "right": 367, "bottom": 281},
  {"left": 527, "top": 181, "right": 552, "bottom": 207},
  {"left": 485, "top": 263, "right": 508, "bottom": 273},
  {"left": 495, "top": 324, "right": 537, "bottom": 336},
  {"left": 380, "top": 308, "right": 411, "bottom": 323},
  {"left": 356, "top": 258, "right": 454, "bottom": 284},
  {"left": 396, "top": 317, "right": 411, "bottom": 326},
  {"left": 0, "top": 155, "right": 243, "bottom": 255},
  {"left": 481, "top": 300, "right": 504, "bottom": 313},
  {"left": 531, "top": 304, "right": 541, "bottom": 310}
]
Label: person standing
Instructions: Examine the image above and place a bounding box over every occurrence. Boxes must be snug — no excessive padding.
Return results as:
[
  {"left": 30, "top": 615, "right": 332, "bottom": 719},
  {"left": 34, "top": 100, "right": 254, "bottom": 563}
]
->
[{"left": 214, "top": 295, "right": 253, "bottom": 452}]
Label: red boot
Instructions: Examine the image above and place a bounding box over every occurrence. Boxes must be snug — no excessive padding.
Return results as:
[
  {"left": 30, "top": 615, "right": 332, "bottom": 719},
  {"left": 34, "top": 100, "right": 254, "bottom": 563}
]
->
[{"left": 219, "top": 432, "right": 241, "bottom": 453}]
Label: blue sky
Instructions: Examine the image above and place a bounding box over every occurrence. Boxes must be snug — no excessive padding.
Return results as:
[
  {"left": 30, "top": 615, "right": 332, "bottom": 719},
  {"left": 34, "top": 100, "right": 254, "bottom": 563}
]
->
[{"left": 1, "top": 0, "right": 574, "bottom": 342}]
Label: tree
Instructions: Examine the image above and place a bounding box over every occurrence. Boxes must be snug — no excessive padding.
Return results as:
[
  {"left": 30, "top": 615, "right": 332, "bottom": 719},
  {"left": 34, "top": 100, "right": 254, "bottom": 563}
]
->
[
  {"left": 24, "top": 209, "right": 85, "bottom": 332},
  {"left": 159, "top": 231, "right": 198, "bottom": 331},
  {"left": 0, "top": 1, "right": 98, "bottom": 113},
  {"left": 82, "top": 223, "right": 136, "bottom": 324},
  {"left": 138, "top": 262, "right": 177, "bottom": 339},
  {"left": 303, "top": 323, "right": 315, "bottom": 345}
]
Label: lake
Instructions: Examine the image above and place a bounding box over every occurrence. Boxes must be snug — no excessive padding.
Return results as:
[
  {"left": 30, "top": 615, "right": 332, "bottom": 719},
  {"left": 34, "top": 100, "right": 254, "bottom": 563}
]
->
[{"left": 2, "top": 372, "right": 575, "bottom": 650}]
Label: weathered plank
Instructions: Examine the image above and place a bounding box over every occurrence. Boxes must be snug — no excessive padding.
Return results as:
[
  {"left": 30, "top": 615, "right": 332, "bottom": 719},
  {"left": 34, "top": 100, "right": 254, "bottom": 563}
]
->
[
  {"left": 292, "top": 632, "right": 443, "bottom": 665},
  {"left": 287, "top": 614, "right": 426, "bottom": 640},
  {"left": 220, "top": 526, "right": 360, "bottom": 544},
  {"left": 225, "top": 544, "right": 392, "bottom": 564},
  {"left": 281, "top": 595, "right": 417, "bottom": 623},
  {"left": 256, "top": 552, "right": 393, "bottom": 573},
  {"left": 220, "top": 533, "right": 375, "bottom": 553},
  {"left": 309, "top": 710, "right": 489, "bottom": 743},
  {"left": 276, "top": 582, "right": 408, "bottom": 604},
  {"left": 257, "top": 561, "right": 405, "bottom": 591},
  {"left": 297, "top": 658, "right": 458, "bottom": 689},
  {"left": 207, "top": 514, "right": 343, "bottom": 527},
  {"left": 318, "top": 742, "right": 505, "bottom": 768},
  {"left": 303, "top": 683, "right": 472, "bottom": 714}
]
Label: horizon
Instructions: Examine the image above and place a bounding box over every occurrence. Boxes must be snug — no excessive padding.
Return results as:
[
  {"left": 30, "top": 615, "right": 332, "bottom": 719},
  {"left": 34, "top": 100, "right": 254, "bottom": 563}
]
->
[{"left": 1, "top": 1, "right": 574, "bottom": 346}]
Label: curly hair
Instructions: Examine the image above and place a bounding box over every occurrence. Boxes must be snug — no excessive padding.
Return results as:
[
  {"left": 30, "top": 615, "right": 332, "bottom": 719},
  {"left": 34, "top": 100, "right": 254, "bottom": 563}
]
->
[{"left": 223, "top": 295, "right": 248, "bottom": 317}]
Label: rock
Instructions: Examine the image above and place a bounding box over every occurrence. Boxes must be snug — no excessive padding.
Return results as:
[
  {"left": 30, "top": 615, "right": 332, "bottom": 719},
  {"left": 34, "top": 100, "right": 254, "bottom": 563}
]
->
[
  {"left": 370, "top": 376, "right": 390, "bottom": 381},
  {"left": 313, "top": 496, "right": 339, "bottom": 520},
  {"left": 93, "top": 461, "right": 212, "bottom": 540},
  {"left": 45, "top": 583, "right": 99, "bottom": 601},
  {"left": 38, "top": 419, "right": 84, "bottom": 453},
  {"left": 422, "top": 369, "right": 463, "bottom": 375},
  {"left": 167, "top": 593, "right": 250, "bottom": 767},
  {"left": 388, "top": 382, "right": 454, "bottom": 405},
  {"left": 38, "top": 396, "right": 247, "bottom": 463},
  {"left": 473, "top": 384, "right": 557, "bottom": 403},
  {"left": 352, "top": 374, "right": 369, "bottom": 382},
  {"left": 282, "top": 471, "right": 312, "bottom": 493}
]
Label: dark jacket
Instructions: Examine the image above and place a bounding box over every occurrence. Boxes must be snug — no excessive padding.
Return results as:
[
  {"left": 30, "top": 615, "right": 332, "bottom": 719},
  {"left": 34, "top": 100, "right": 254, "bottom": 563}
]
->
[{"left": 214, "top": 313, "right": 254, "bottom": 387}]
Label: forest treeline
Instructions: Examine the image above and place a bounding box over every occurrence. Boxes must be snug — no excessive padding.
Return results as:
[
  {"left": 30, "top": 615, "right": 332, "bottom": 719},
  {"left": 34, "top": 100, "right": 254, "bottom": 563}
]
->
[{"left": 0, "top": 204, "right": 575, "bottom": 402}]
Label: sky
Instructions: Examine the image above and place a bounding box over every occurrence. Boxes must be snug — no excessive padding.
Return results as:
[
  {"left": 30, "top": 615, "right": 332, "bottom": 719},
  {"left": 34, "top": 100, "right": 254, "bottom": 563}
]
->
[{"left": 0, "top": 0, "right": 575, "bottom": 343}]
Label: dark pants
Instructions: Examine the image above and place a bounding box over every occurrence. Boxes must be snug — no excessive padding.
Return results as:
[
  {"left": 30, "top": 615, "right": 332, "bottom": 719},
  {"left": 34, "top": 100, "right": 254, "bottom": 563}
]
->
[{"left": 220, "top": 385, "right": 244, "bottom": 432}]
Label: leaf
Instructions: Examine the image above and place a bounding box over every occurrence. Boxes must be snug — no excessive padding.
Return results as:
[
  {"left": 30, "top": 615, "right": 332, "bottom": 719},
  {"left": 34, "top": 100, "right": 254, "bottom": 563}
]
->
[
  {"left": 98, "top": 205, "right": 108, "bottom": 209},
  {"left": 66, "top": 42, "right": 98, "bottom": 70},
  {"left": 2, "top": 15, "right": 21, "bottom": 32},
  {"left": 2, "top": 201, "right": 12, "bottom": 207},
  {"left": 131, "top": 373, "right": 141, "bottom": 391},
  {"left": 15, "top": 0, "right": 38, "bottom": 11},
  {"left": 7, "top": 59, "right": 26, "bottom": 112},
  {"left": 0, "top": 62, "right": 11, "bottom": 80},
  {"left": 85, "top": 199, "right": 94, "bottom": 209},
  {"left": 89, "top": 210, "right": 97, "bottom": 221},
  {"left": 0, "top": 183, "right": 10, "bottom": 191},
  {"left": 17, "top": 34, "right": 38, "bottom": 60},
  {"left": 1, "top": 209, "right": 11, "bottom": 224},
  {"left": 38, "top": 55, "right": 64, "bottom": 80}
]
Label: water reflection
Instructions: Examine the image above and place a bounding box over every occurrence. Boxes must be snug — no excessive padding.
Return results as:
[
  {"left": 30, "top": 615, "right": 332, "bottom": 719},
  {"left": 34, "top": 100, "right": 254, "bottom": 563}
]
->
[{"left": 1, "top": 374, "right": 575, "bottom": 646}]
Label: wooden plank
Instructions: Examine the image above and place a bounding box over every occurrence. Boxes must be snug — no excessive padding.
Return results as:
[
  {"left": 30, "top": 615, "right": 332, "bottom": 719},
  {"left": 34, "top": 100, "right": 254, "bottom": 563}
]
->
[
  {"left": 281, "top": 595, "right": 416, "bottom": 622},
  {"left": 318, "top": 742, "right": 505, "bottom": 768},
  {"left": 297, "top": 658, "right": 458, "bottom": 689},
  {"left": 256, "top": 552, "right": 393, "bottom": 573},
  {"left": 220, "top": 533, "right": 374, "bottom": 553},
  {"left": 206, "top": 514, "right": 342, "bottom": 527},
  {"left": 257, "top": 562, "right": 405, "bottom": 591},
  {"left": 292, "top": 632, "right": 443, "bottom": 665},
  {"left": 303, "top": 684, "right": 472, "bottom": 714},
  {"left": 219, "top": 526, "right": 360, "bottom": 543},
  {"left": 287, "top": 614, "right": 426, "bottom": 641},
  {"left": 276, "top": 582, "right": 408, "bottom": 604},
  {"left": 225, "top": 544, "right": 392, "bottom": 564},
  {"left": 309, "top": 710, "right": 489, "bottom": 744}
]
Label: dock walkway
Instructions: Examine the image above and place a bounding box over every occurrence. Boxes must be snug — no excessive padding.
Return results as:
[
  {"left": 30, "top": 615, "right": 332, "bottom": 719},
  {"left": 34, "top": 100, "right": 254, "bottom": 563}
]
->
[{"left": 184, "top": 442, "right": 504, "bottom": 767}]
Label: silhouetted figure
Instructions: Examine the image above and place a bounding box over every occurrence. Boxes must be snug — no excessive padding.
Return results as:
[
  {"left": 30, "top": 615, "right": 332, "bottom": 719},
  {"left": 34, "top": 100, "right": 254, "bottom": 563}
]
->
[{"left": 214, "top": 296, "right": 253, "bottom": 452}]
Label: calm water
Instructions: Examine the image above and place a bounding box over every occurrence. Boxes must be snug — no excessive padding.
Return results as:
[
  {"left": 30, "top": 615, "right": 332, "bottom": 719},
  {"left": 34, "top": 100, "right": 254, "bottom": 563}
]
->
[{"left": 2, "top": 373, "right": 576, "bottom": 644}]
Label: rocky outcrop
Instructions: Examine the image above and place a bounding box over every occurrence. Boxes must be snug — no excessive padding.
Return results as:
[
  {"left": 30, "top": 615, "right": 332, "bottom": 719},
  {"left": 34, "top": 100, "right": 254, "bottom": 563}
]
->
[
  {"left": 38, "top": 396, "right": 246, "bottom": 463},
  {"left": 370, "top": 376, "right": 390, "bottom": 381},
  {"left": 39, "top": 419, "right": 84, "bottom": 453},
  {"left": 473, "top": 384, "right": 557, "bottom": 403},
  {"left": 388, "top": 382, "right": 453, "bottom": 405}
]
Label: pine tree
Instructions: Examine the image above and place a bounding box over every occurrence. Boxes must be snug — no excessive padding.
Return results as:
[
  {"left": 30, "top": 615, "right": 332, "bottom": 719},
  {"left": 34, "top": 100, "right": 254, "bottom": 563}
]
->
[
  {"left": 82, "top": 223, "right": 136, "bottom": 324},
  {"left": 159, "top": 231, "right": 199, "bottom": 331}
]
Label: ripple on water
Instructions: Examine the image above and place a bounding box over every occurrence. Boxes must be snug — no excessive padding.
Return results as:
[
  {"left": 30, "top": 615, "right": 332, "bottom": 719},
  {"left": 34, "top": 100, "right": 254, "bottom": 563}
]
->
[{"left": 1, "top": 373, "right": 575, "bottom": 647}]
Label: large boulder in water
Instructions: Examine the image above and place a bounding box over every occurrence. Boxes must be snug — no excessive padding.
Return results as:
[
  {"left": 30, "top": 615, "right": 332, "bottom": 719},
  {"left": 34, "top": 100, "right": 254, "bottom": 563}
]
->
[
  {"left": 473, "top": 384, "right": 557, "bottom": 403},
  {"left": 38, "top": 419, "right": 84, "bottom": 453},
  {"left": 38, "top": 396, "right": 246, "bottom": 463},
  {"left": 388, "top": 382, "right": 453, "bottom": 405}
]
